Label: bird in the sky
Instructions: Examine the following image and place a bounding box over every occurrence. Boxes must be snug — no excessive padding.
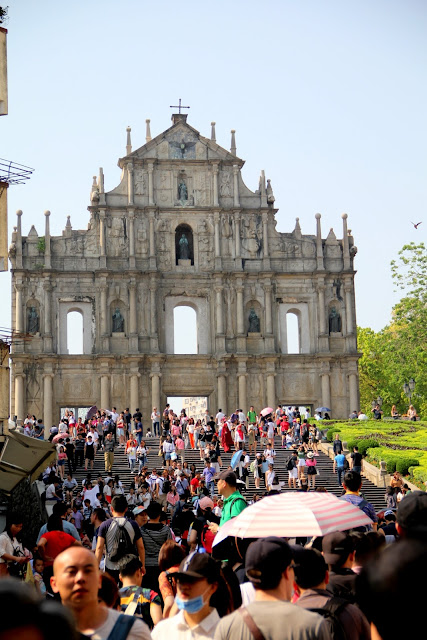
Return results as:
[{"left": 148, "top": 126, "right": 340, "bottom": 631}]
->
[{"left": 411, "top": 221, "right": 422, "bottom": 229}]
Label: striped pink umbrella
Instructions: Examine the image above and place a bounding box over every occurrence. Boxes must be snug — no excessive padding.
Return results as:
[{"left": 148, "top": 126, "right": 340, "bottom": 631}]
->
[{"left": 214, "top": 492, "right": 372, "bottom": 543}]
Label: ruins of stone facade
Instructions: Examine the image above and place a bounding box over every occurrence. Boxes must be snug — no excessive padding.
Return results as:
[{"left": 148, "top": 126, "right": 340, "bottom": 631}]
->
[{"left": 9, "top": 114, "right": 360, "bottom": 432}]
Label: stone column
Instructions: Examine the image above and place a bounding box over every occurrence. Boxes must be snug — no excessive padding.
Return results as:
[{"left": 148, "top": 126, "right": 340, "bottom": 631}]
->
[
  {"left": 264, "top": 281, "right": 272, "bottom": 334},
  {"left": 321, "top": 372, "right": 331, "bottom": 412},
  {"left": 345, "top": 283, "right": 354, "bottom": 334},
  {"left": 238, "top": 374, "right": 247, "bottom": 415},
  {"left": 349, "top": 372, "right": 359, "bottom": 413},
  {"left": 318, "top": 283, "right": 326, "bottom": 335},
  {"left": 215, "top": 282, "right": 224, "bottom": 335},
  {"left": 43, "top": 374, "right": 53, "bottom": 438},
  {"left": 44, "top": 210, "right": 51, "bottom": 269},
  {"left": 129, "top": 281, "right": 137, "bottom": 334},
  {"left": 43, "top": 281, "right": 52, "bottom": 335},
  {"left": 15, "top": 374, "right": 25, "bottom": 424},
  {"left": 266, "top": 374, "right": 276, "bottom": 409},
  {"left": 262, "top": 212, "right": 269, "bottom": 258},
  {"left": 128, "top": 212, "right": 135, "bottom": 259},
  {"left": 149, "top": 212, "right": 155, "bottom": 258},
  {"left": 315, "top": 213, "right": 325, "bottom": 271},
  {"left": 217, "top": 374, "right": 227, "bottom": 414},
  {"left": 99, "top": 210, "right": 106, "bottom": 256},
  {"left": 213, "top": 164, "right": 219, "bottom": 207},
  {"left": 148, "top": 163, "right": 154, "bottom": 205},
  {"left": 16, "top": 210, "right": 23, "bottom": 269},
  {"left": 100, "top": 375, "right": 110, "bottom": 410},
  {"left": 130, "top": 373, "right": 140, "bottom": 413},
  {"left": 127, "top": 162, "right": 134, "bottom": 206},
  {"left": 342, "top": 213, "right": 350, "bottom": 270},
  {"left": 233, "top": 165, "right": 240, "bottom": 207},
  {"left": 150, "top": 277, "right": 157, "bottom": 335},
  {"left": 100, "top": 284, "right": 108, "bottom": 335},
  {"left": 151, "top": 373, "right": 161, "bottom": 415},
  {"left": 236, "top": 281, "right": 244, "bottom": 335},
  {"left": 235, "top": 213, "right": 241, "bottom": 258},
  {"left": 15, "top": 282, "right": 24, "bottom": 332},
  {"left": 214, "top": 212, "right": 220, "bottom": 258}
]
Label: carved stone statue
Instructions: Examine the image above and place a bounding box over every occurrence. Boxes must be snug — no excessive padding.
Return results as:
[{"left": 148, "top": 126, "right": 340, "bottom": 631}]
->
[
  {"left": 27, "top": 306, "right": 39, "bottom": 333},
  {"left": 178, "top": 181, "right": 188, "bottom": 201},
  {"left": 329, "top": 307, "right": 342, "bottom": 333},
  {"left": 178, "top": 233, "right": 190, "bottom": 260},
  {"left": 248, "top": 308, "right": 260, "bottom": 333},
  {"left": 112, "top": 308, "right": 124, "bottom": 333}
]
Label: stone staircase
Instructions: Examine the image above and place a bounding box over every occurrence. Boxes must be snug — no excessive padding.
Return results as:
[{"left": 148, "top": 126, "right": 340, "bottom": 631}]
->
[{"left": 72, "top": 435, "right": 388, "bottom": 512}]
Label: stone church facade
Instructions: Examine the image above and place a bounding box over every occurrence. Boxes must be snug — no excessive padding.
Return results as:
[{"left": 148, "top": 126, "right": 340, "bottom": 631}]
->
[{"left": 9, "top": 113, "right": 360, "bottom": 430}]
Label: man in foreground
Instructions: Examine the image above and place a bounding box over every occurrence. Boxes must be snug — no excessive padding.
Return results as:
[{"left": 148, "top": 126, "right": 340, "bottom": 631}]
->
[{"left": 51, "top": 546, "right": 151, "bottom": 640}]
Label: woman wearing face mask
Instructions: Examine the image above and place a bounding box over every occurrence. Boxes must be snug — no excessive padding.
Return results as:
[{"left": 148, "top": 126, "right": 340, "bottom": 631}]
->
[{"left": 152, "top": 551, "right": 234, "bottom": 639}]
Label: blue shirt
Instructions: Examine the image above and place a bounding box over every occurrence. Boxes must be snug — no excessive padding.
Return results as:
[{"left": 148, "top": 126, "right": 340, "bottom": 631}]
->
[
  {"left": 37, "top": 519, "right": 80, "bottom": 543},
  {"left": 334, "top": 454, "right": 346, "bottom": 468}
]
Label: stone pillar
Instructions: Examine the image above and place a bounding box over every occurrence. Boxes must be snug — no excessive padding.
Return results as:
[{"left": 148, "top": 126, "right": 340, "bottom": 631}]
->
[
  {"left": 15, "top": 282, "right": 24, "bottom": 332},
  {"left": 99, "top": 210, "right": 106, "bottom": 256},
  {"left": 43, "top": 374, "right": 53, "bottom": 438},
  {"left": 16, "top": 210, "right": 23, "bottom": 269},
  {"left": 315, "top": 213, "right": 325, "bottom": 271},
  {"left": 213, "top": 164, "right": 219, "bottom": 207},
  {"left": 235, "top": 213, "right": 241, "bottom": 258},
  {"left": 149, "top": 212, "right": 155, "bottom": 257},
  {"left": 100, "top": 284, "right": 108, "bottom": 335},
  {"left": 130, "top": 374, "right": 140, "bottom": 413},
  {"left": 262, "top": 212, "right": 269, "bottom": 258},
  {"left": 236, "top": 282, "right": 244, "bottom": 335},
  {"left": 264, "top": 281, "right": 272, "bottom": 334},
  {"left": 342, "top": 213, "right": 350, "bottom": 270},
  {"left": 345, "top": 283, "right": 354, "bottom": 334},
  {"left": 233, "top": 165, "right": 240, "bottom": 208},
  {"left": 148, "top": 163, "right": 154, "bottom": 205},
  {"left": 151, "top": 373, "right": 161, "bottom": 415},
  {"left": 214, "top": 212, "right": 220, "bottom": 258},
  {"left": 349, "top": 372, "right": 359, "bottom": 413},
  {"left": 150, "top": 280, "right": 157, "bottom": 335},
  {"left": 321, "top": 372, "right": 331, "bottom": 412},
  {"left": 15, "top": 374, "right": 25, "bottom": 423},
  {"left": 128, "top": 212, "right": 135, "bottom": 259},
  {"left": 318, "top": 283, "right": 326, "bottom": 335},
  {"left": 266, "top": 374, "right": 276, "bottom": 409},
  {"left": 238, "top": 374, "right": 247, "bottom": 415},
  {"left": 44, "top": 210, "right": 51, "bottom": 269},
  {"left": 43, "top": 281, "right": 52, "bottom": 335},
  {"left": 100, "top": 375, "right": 110, "bottom": 410},
  {"left": 217, "top": 374, "right": 227, "bottom": 415},
  {"left": 127, "top": 162, "right": 134, "bottom": 206},
  {"left": 129, "top": 281, "right": 137, "bottom": 334},
  {"left": 215, "top": 282, "right": 224, "bottom": 335}
]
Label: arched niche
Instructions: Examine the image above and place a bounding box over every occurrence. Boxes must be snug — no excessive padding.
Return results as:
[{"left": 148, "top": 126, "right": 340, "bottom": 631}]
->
[
  {"left": 245, "top": 300, "right": 263, "bottom": 335},
  {"left": 328, "top": 300, "right": 344, "bottom": 334},
  {"left": 278, "top": 303, "right": 310, "bottom": 354},
  {"left": 110, "top": 300, "right": 126, "bottom": 335},
  {"left": 165, "top": 296, "right": 209, "bottom": 354},
  {"left": 26, "top": 300, "right": 41, "bottom": 334},
  {"left": 175, "top": 224, "right": 194, "bottom": 265},
  {"left": 58, "top": 300, "right": 93, "bottom": 355}
]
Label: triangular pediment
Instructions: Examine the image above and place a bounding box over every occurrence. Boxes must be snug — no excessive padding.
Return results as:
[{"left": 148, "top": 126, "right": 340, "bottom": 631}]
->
[{"left": 119, "top": 119, "right": 243, "bottom": 166}]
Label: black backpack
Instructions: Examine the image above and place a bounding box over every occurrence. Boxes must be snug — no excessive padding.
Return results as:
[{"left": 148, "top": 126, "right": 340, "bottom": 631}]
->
[
  {"left": 108, "top": 520, "right": 135, "bottom": 563},
  {"left": 308, "top": 597, "right": 348, "bottom": 640},
  {"left": 287, "top": 457, "right": 295, "bottom": 471}
]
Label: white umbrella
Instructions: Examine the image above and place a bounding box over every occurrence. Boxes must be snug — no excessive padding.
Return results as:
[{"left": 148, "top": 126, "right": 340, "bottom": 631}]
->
[
  {"left": 260, "top": 407, "right": 274, "bottom": 417},
  {"left": 213, "top": 491, "right": 373, "bottom": 542}
]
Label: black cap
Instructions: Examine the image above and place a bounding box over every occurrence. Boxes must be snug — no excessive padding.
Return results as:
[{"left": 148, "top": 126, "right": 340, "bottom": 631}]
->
[
  {"left": 175, "top": 551, "right": 221, "bottom": 582},
  {"left": 397, "top": 491, "right": 427, "bottom": 537},
  {"left": 245, "top": 537, "right": 293, "bottom": 589},
  {"left": 322, "top": 532, "right": 353, "bottom": 565},
  {"left": 214, "top": 469, "right": 237, "bottom": 486}
]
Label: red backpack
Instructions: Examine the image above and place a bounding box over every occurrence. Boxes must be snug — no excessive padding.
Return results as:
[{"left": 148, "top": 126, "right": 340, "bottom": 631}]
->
[{"left": 201, "top": 523, "right": 216, "bottom": 554}]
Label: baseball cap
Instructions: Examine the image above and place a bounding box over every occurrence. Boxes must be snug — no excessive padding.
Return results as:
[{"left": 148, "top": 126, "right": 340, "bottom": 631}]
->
[
  {"left": 322, "top": 532, "right": 353, "bottom": 565},
  {"left": 214, "top": 469, "right": 237, "bottom": 486},
  {"left": 397, "top": 491, "right": 427, "bottom": 537},
  {"left": 132, "top": 506, "right": 146, "bottom": 516},
  {"left": 384, "top": 509, "right": 395, "bottom": 517},
  {"left": 199, "top": 496, "right": 214, "bottom": 510},
  {"left": 245, "top": 537, "right": 293, "bottom": 590},
  {"left": 175, "top": 551, "right": 221, "bottom": 582}
]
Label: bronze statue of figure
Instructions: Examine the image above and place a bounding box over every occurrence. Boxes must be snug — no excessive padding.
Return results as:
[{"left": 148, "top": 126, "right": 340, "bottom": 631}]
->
[
  {"left": 112, "top": 308, "right": 124, "bottom": 333},
  {"left": 27, "top": 306, "right": 39, "bottom": 333},
  {"left": 329, "top": 307, "right": 342, "bottom": 333},
  {"left": 248, "top": 308, "right": 260, "bottom": 333},
  {"left": 178, "top": 233, "right": 190, "bottom": 260},
  {"left": 178, "top": 181, "right": 188, "bottom": 201}
]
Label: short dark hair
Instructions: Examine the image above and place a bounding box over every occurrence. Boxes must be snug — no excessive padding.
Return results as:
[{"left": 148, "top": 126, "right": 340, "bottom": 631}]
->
[
  {"left": 92, "top": 507, "right": 106, "bottom": 522},
  {"left": 343, "top": 470, "right": 362, "bottom": 492},
  {"left": 47, "top": 515, "right": 63, "bottom": 532},
  {"left": 52, "top": 502, "right": 67, "bottom": 517},
  {"left": 111, "top": 495, "right": 128, "bottom": 513},
  {"left": 293, "top": 548, "right": 327, "bottom": 589},
  {"left": 119, "top": 557, "right": 143, "bottom": 577}
]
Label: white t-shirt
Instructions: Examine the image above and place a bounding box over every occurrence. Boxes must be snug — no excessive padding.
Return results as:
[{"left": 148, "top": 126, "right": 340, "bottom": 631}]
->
[
  {"left": 264, "top": 449, "right": 276, "bottom": 464},
  {"left": 238, "top": 411, "right": 246, "bottom": 424},
  {"left": 46, "top": 483, "right": 58, "bottom": 499},
  {"left": 216, "top": 411, "right": 225, "bottom": 424},
  {"left": 85, "top": 607, "right": 151, "bottom": 640}
]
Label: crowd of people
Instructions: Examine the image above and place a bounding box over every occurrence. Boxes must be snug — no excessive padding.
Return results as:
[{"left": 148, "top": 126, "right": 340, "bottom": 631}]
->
[{"left": 1, "top": 402, "right": 426, "bottom": 640}]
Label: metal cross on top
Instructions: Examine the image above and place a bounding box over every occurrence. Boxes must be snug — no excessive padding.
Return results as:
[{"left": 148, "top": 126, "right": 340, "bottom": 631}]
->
[{"left": 170, "top": 98, "right": 190, "bottom": 114}]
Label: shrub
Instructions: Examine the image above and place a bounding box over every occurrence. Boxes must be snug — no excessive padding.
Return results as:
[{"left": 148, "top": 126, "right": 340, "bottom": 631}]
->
[
  {"left": 326, "top": 429, "right": 341, "bottom": 442},
  {"left": 356, "top": 439, "right": 380, "bottom": 456}
]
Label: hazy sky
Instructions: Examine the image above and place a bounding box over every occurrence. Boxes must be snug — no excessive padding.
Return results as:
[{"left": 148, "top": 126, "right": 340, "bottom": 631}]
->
[{"left": 1, "top": 0, "right": 426, "bottom": 352}]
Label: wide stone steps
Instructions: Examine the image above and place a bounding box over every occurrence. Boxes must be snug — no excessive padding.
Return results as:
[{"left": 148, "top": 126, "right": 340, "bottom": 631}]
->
[{"left": 71, "top": 436, "right": 387, "bottom": 512}]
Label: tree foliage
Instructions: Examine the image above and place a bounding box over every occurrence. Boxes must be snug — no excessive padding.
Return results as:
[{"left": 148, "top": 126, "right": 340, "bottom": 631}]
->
[
  {"left": 358, "top": 243, "right": 427, "bottom": 419},
  {"left": 0, "top": 7, "right": 8, "bottom": 24}
]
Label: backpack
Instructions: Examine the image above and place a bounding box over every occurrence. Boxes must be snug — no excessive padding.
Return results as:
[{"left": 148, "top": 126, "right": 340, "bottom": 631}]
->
[
  {"left": 107, "top": 519, "right": 136, "bottom": 563},
  {"left": 343, "top": 458, "right": 350, "bottom": 470},
  {"left": 201, "top": 523, "right": 216, "bottom": 553},
  {"left": 287, "top": 458, "right": 295, "bottom": 471},
  {"left": 162, "top": 480, "right": 172, "bottom": 494},
  {"left": 250, "top": 460, "right": 256, "bottom": 473},
  {"left": 308, "top": 596, "right": 348, "bottom": 640}
]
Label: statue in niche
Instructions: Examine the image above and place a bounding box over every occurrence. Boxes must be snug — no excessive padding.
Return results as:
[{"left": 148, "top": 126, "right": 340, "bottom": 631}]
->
[
  {"left": 329, "top": 307, "right": 342, "bottom": 333},
  {"left": 178, "top": 180, "right": 188, "bottom": 201},
  {"left": 112, "top": 308, "right": 125, "bottom": 333},
  {"left": 178, "top": 233, "right": 190, "bottom": 260},
  {"left": 220, "top": 172, "right": 232, "bottom": 196},
  {"left": 27, "top": 307, "right": 39, "bottom": 333},
  {"left": 248, "top": 308, "right": 260, "bottom": 333},
  {"left": 333, "top": 279, "right": 343, "bottom": 301}
]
